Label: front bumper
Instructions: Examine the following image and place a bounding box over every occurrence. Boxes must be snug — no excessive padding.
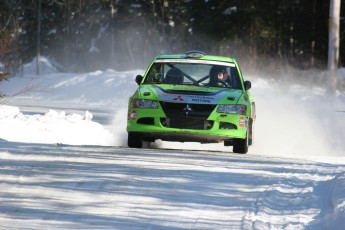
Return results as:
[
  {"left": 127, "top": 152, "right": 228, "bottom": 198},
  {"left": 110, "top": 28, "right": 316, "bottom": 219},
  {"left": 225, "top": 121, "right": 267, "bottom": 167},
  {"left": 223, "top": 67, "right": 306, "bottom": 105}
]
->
[{"left": 127, "top": 107, "right": 248, "bottom": 143}]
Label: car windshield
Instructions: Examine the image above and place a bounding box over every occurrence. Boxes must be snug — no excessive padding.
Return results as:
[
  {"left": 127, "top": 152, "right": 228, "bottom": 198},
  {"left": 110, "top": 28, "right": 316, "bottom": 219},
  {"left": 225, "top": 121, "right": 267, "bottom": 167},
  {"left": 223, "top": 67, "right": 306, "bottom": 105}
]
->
[{"left": 143, "top": 61, "right": 243, "bottom": 90}]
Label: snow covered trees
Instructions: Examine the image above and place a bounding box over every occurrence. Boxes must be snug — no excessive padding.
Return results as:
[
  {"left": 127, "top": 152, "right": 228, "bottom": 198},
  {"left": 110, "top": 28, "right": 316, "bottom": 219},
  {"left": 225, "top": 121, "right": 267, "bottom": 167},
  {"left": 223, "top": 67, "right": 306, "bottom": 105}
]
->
[{"left": 0, "top": 0, "right": 344, "bottom": 74}]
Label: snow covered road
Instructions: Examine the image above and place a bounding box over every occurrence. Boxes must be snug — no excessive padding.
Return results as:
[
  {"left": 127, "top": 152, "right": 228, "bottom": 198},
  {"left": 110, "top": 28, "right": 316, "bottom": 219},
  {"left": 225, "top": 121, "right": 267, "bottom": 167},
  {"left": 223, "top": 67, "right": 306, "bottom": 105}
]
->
[{"left": 1, "top": 141, "right": 345, "bottom": 229}]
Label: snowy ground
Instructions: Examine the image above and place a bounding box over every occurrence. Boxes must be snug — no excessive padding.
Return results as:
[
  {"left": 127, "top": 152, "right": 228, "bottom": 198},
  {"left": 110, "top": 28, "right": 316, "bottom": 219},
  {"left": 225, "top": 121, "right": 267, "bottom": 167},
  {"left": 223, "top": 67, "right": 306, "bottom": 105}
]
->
[
  {"left": 1, "top": 141, "right": 345, "bottom": 229},
  {"left": 1, "top": 58, "right": 345, "bottom": 229}
]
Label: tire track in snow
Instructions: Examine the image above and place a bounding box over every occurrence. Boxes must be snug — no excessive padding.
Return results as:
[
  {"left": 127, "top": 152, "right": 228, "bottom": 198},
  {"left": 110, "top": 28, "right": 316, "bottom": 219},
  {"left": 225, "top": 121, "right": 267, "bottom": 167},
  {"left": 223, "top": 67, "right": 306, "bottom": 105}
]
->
[
  {"left": 1, "top": 142, "right": 345, "bottom": 229},
  {"left": 241, "top": 180, "right": 320, "bottom": 229}
]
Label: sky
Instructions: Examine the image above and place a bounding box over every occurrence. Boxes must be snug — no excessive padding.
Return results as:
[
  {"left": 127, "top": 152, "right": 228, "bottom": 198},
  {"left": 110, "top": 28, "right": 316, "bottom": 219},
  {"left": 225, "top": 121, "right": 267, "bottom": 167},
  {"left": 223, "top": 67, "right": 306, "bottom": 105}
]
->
[{"left": 0, "top": 57, "right": 345, "bottom": 229}]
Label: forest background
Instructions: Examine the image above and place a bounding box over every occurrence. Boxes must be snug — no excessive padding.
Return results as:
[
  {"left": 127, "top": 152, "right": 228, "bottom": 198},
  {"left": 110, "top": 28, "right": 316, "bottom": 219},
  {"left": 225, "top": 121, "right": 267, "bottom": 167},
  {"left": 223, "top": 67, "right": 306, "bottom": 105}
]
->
[{"left": 0, "top": 0, "right": 344, "bottom": 81}]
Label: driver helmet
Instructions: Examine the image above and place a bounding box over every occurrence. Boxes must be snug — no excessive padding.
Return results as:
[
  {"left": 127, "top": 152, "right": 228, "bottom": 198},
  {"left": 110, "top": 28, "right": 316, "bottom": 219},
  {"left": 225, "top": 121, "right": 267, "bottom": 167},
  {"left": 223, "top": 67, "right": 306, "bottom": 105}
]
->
[{"left": 209, "top": 65, "right": 228, "bottom": 85}]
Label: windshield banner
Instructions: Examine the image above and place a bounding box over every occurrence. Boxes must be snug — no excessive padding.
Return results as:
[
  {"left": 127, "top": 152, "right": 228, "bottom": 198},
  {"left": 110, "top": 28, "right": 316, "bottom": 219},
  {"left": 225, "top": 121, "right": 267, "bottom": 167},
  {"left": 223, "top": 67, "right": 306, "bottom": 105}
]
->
[
  {"left": 154, "top": 59, "right": 236, "bottom": 67},
  {"left": 153, "top": 86, "right": 229, "bottom": 104}
]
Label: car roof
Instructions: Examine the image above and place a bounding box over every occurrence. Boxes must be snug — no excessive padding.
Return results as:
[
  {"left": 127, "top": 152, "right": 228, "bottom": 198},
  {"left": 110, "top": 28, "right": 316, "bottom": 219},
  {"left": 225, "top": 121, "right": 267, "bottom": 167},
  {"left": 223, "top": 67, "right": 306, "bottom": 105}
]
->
[{"left": 155, "top": 52, "right": 237, "bottom": 64}]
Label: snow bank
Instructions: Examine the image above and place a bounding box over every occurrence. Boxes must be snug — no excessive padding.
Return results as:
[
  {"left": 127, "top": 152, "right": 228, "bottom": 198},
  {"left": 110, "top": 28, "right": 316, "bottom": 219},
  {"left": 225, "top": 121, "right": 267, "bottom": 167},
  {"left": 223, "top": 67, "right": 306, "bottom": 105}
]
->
[
  {"left": 2, "top": 69, "right": 140, "bottom": 106},
  {"left": 327, "top": 173, "right": 345, "bottom": 228},
  {"left": 306, "top": 172, "right": 345, "bottom": 229},
  {"left": 0, "top": 105, "right": 114, "bottom": 146},
  {"left": 21, "top": 56, "right": 58, "bottom": 75}
]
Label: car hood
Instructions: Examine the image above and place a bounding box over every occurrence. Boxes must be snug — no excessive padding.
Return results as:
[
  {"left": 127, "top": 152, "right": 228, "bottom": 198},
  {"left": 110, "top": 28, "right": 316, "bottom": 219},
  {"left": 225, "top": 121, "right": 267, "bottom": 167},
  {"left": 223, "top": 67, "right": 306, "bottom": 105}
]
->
[{"left": 138, "top": 84, "right": 243, "bottom": 104}]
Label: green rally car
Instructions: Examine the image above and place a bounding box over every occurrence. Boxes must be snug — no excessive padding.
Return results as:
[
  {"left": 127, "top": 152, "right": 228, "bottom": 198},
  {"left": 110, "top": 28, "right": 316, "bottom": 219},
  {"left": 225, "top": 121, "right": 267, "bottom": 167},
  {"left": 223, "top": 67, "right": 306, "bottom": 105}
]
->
[{"left": 127, "top": 51, "right": 255, "bottom": 154}]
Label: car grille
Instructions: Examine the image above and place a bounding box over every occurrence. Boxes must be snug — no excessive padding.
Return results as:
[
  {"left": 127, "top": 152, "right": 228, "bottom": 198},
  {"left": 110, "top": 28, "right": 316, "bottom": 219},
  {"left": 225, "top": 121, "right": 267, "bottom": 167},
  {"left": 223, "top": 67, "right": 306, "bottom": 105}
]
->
[{"left": 159, "top": 102, "right": 216, "bottom": 130}]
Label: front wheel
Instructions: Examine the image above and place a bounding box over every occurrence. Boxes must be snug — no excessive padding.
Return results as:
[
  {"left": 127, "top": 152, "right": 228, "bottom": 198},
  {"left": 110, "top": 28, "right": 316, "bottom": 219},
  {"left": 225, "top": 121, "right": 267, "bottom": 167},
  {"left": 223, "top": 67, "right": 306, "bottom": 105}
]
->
[
  {"left": 127, "top": 133, "right": 143, "bottom": 148},
  {"left": 248, "top": 118, "right": 254, "bottom": 146},
  {"left": 233, "top": 132, "right": 249, "bottom": 154}
]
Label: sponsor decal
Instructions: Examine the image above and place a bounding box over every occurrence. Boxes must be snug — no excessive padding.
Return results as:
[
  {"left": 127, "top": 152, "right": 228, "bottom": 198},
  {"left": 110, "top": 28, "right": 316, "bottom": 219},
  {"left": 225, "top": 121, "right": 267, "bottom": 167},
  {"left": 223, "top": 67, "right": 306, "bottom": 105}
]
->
[
  {"left": 238, "top": 116, "right": 245, "bottom": 127},
  {"left": 173, "top": 86, "right": 210, "bottom": 92},
  {"left": 190, "top": 95, "right": 212, "bottom": 103},
  {"left": 173, "top": 95, "right": 184, "bottom": 101},
  {"left": 130, "top": 110, "right": 137, "bottom": 120},
  {"left": 154, "top": 59, "right": 236, "bottom": 67},
  {"left": 153, "top": 85, "right": 229, "bottom": 104}
]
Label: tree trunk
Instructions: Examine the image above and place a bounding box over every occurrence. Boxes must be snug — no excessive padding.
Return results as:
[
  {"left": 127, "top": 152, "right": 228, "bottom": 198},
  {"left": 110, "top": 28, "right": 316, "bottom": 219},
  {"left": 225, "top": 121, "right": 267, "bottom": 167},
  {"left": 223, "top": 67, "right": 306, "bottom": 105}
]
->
[
  {"left": 36, "top": 0, "right": 41, "bottom": 75},
  {"left": 328, "top": 0, "right": 341, "bottom": 92}
]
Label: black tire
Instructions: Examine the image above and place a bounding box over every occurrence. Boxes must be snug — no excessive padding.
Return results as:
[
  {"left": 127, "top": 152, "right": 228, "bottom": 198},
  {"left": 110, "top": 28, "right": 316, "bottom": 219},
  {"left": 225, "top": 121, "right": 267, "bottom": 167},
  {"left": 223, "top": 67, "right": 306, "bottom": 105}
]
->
[
  {"left": 248, "top": 118, "right": 254, "bottom": 146},
  {"left": 127, "top": 133, "right": 143, "bottom": 148},
  {"left": 233, "top": 132, "right": 249, "bottom": 154}
]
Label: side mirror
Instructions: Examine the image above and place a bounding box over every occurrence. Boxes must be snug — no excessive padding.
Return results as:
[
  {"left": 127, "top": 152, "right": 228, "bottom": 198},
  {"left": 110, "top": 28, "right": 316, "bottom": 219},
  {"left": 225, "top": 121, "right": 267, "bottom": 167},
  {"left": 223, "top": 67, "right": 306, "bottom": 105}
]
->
[
  {"left": 244, "top": 80, "right": 251, "bottom": 91},
  {"left": 135, "top": 75, "right": 143, "bottom": 85}
]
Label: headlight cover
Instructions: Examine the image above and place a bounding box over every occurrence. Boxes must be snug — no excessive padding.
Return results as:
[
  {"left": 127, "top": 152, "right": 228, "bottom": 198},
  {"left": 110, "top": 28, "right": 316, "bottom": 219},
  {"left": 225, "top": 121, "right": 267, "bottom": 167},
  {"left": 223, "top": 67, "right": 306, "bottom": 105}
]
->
[
  {"left": 217, "top": 104, "right": 246, "bottom": 115},
  {"left": 131, "top": 99, "right": 159, "bottom": 109}
]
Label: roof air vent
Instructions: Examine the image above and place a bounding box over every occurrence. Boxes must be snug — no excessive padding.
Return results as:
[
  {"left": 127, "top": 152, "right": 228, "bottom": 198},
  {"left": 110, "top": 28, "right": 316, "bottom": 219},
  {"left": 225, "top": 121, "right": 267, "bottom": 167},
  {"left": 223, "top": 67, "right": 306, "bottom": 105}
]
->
[{"left": 186, "top": 50, "right": 206, "bottom": 58}]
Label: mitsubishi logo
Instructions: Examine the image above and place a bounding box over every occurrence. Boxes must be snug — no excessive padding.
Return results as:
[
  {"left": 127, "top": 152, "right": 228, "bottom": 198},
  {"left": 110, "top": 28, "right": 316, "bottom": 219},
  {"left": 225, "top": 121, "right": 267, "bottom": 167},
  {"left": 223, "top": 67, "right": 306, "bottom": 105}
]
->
[
  {"left": 173, "top": 95, "right": 184, "bottom": 101},
  {"left": 183, "top": 104, "right": 193, "bottom": 112},
  {"left": 183, "top": 104, "right": 193, "bottom": 117}
]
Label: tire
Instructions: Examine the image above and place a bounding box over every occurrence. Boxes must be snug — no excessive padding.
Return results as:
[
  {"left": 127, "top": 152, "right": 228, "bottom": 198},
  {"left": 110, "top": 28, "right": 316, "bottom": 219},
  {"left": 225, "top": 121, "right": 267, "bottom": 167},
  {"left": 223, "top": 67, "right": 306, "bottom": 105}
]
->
[
  {"left": 127, "top": 133, "right": 143, "bottom": 148},
  {"left": 233, "top": 131, "right": 248, "bottom": 154},
  {"left": 248, "top": 118, "right": 254, "bottom": 146}
]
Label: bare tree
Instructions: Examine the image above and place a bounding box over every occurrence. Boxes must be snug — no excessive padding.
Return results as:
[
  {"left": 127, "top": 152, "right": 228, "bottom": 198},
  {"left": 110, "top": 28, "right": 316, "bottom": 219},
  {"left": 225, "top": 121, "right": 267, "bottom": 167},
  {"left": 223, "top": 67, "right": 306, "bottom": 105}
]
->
[
  {"left": 36, "top": 0, "right": 42, "bottom": 75},
  {"left": 328, "top": 0, "right": 341, "bottom": 92}
]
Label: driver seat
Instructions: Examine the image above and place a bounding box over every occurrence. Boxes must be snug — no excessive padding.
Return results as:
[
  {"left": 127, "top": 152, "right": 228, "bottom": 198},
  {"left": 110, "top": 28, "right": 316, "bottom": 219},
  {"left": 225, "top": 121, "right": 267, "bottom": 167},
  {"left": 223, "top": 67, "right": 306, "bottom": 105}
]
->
[{"left": 165, "top": 68, "right": 184, "bottom": 84}]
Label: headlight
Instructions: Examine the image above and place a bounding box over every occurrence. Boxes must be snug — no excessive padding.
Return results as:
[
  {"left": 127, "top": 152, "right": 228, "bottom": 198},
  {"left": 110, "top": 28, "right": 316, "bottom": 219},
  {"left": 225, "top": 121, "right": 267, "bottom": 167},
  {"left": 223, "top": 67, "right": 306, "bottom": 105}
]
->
[
  {"left": 131, "top": 99, "right": 159, "bottom": 109},
  {"left": 217, "top": 104, "right": 246, "bottom": 115}
]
